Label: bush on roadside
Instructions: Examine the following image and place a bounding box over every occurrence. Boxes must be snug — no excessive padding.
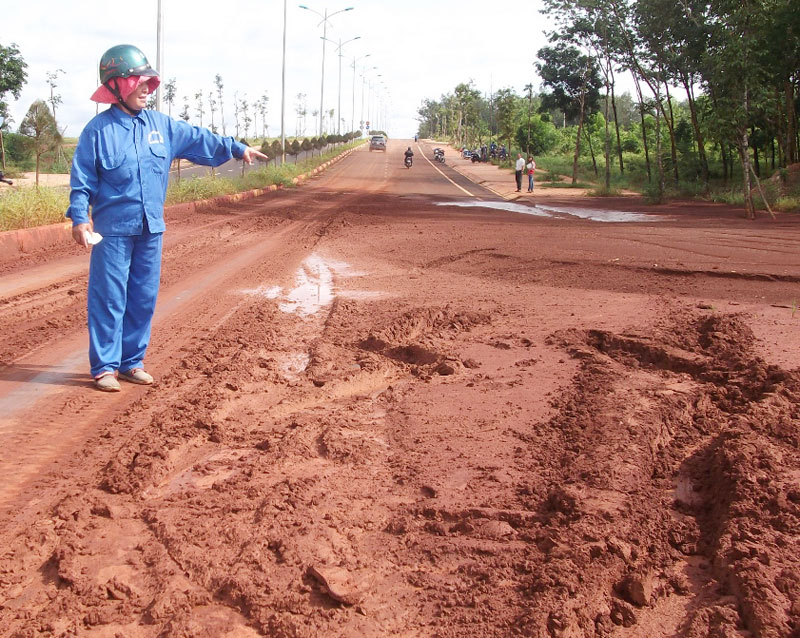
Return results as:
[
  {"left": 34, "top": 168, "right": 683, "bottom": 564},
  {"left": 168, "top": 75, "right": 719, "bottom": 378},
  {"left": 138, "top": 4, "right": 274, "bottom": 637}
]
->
[
  {"left": 588, "top": 185, "right": 622, "bottom": 197},
  {"left": 774, "top": 196, "right": 800, "bottom": 212},
  {"left": 3, "top": 132, "right": 34, "bottom": 169}
]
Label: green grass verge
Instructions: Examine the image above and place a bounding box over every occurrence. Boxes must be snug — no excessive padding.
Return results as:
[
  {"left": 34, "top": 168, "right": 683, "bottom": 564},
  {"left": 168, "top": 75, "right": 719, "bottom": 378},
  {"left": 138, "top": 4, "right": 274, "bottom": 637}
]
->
[
  {"left": 1, "top": 142, "right": 362, "bottom": 232},
  {"left": 0, "top": 187, "right": 71, "bottom": 232},
  {"left": 166, "top": 143, "right": 358, "bottom": 204},
  {"left": 773, "top": 195, "right": 800, "bottom": 213}
]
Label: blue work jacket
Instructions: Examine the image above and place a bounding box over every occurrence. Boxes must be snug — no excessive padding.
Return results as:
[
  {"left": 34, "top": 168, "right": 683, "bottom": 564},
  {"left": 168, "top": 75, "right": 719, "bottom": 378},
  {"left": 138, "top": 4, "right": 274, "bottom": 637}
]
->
[{"left": 67, "top": 106, "right": 247, "bottom": 235}]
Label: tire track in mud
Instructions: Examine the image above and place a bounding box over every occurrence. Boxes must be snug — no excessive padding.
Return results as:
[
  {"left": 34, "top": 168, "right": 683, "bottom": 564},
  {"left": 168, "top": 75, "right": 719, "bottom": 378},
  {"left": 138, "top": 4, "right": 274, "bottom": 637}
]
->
[
  {"left": 0, "top": 272, "right": 497, "bottom": 635},
  {"left": 513, "top": 311, "right": 800, "bottom": 637},
  {"left": 0, "top": 209, "right": 284, "bottom": 370},
  {"left": 0, "top": 187, "right": 368, "bottom": 525},
  {"left": 0, "top": 177, "right": 429, "bottom": 634}
]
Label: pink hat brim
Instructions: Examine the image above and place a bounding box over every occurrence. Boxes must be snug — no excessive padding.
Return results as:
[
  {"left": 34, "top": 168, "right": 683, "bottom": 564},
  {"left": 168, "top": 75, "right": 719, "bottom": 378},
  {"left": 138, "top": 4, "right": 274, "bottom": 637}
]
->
[{"left": 90, "top": 75, "right": 161, "bottom": 104}]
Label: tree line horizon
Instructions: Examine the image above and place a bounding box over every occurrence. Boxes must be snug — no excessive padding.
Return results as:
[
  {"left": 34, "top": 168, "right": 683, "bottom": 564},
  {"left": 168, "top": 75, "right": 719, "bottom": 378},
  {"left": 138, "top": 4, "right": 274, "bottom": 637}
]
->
[{"left": 416, "top": 0, "right": 798, "bottom": 218}]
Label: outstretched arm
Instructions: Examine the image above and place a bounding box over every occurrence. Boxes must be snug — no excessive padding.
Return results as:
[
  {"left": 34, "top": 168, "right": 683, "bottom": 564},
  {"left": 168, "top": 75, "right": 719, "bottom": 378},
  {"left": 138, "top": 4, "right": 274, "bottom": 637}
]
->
[
  {"left": 242, "top": 146, "right": 268, "bottom": 164},
  {"left": 169, "top": 118, "right": 266, "bottom": 166}
]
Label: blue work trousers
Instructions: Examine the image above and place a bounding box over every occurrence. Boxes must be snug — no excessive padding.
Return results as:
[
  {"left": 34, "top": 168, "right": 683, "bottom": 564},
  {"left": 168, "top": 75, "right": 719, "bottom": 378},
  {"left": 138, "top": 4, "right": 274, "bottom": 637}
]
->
[{"left": 87, "top": 229, "right": 163, "bottom": 377}]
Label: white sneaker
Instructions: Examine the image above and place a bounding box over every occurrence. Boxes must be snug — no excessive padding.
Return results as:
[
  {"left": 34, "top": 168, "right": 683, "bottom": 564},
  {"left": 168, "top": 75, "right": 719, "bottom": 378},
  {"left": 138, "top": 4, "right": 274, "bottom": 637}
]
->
[
  {"left": 94, "top": 371, "right": 121, "bottom": 392},
  {"left": 119, "top": 368, "right": 154, "bottom": 385}
]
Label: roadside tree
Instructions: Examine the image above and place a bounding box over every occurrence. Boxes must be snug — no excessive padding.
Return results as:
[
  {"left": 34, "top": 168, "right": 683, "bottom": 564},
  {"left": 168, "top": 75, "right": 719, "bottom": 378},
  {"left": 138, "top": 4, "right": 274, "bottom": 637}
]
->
[
  {"left": 536, "top": 42, "right": 601, "bottom": 183},
  {"left": 495, "top": 88, "right": 519, "bottom": 161},
  {"left": 194, "top": 91, "right": 204, "bottom": 127},
  {"left": 164, "top": 78, "right": 177, "bottom": 117},
  {"left": 0, "top": 42, "right": 28, "bottom": 169},
  {"left": 271, "top": 139, "right": 283, "bottom": 164},
  {"left": 18, "top": 99, "right": 62, "bottom": 186},
  {"left": 208, "top": 91, "right": 217, "bottom": 133},
  {"left": 45, "top": 69, "right": 64, "bottom": 123},
  {"left": 516, "top": 114, "right": 561, "bottom": 156},
  {"left": 214, "top": 74, "right": 226, "bottom": 135}
]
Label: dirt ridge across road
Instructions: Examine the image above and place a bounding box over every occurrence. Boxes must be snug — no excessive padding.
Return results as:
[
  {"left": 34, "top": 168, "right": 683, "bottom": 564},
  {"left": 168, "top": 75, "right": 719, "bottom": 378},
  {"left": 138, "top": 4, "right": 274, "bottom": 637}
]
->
[{"left": 0, "top": 140, "right": 798, "bottom": 636}]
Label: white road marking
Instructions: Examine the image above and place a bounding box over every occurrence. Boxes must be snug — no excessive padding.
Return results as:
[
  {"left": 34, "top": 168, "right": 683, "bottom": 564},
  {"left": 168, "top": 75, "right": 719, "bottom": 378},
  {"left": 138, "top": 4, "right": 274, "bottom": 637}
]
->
[{"left": 415, "top": 143, "right": 477, "bottom": 198}]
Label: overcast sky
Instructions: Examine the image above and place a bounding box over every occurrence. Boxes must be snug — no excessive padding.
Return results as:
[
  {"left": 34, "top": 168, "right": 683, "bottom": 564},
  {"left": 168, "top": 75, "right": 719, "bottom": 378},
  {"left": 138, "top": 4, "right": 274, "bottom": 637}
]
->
[{"left": 4, "top": 0, "right": 557, "bottom": 141}]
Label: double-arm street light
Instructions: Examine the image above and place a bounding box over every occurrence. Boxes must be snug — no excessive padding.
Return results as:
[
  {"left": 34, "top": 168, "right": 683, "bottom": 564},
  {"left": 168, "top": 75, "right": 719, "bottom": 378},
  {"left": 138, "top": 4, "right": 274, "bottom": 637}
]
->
[
  {"left": 361, "top": 67, "right": 379, "bottom": 133},
  {"left": 351, "top": 53, "right": 370, "bottom": 135},
  {"left": 299, "top": 4, "right": 354, "bottom": 137},
  {"left": 322, "top": 35, "right": 360, "bottom": 135},
  {"left": 366, "top": 73, "right": 382, "bottom": 133}
]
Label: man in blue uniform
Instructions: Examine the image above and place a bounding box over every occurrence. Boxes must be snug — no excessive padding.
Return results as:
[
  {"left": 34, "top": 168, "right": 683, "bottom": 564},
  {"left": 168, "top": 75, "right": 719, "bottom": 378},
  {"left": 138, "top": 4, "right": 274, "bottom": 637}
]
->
[{"left": 68, "top": 44, "right": 267, "bottom": 391}]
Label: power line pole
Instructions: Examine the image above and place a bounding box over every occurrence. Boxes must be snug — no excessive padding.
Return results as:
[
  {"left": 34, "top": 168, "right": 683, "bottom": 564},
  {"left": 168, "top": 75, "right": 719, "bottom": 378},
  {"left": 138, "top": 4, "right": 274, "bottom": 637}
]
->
[{"left": 156, "top": 0, "right": 164, "bottom": 112}]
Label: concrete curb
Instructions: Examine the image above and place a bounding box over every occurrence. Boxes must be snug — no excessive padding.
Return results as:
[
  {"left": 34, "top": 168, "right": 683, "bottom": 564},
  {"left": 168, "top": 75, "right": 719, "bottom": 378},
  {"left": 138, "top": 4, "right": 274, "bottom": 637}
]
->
[
  {"left": 0, "top": 144, "right": 362, "bottom": 262},
  {"left": 0, "top": 221, "right": 74, "bottom": 258}
]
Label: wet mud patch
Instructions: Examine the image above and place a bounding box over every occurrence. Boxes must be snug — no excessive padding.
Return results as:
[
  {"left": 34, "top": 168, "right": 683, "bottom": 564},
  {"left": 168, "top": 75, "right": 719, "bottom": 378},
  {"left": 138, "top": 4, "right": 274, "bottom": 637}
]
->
[
  {"left": 355, "top": 306, "right": 491, "bottom": 378},
  {"left": 531, "top": 309, "right": 800, "bottom": 636}
]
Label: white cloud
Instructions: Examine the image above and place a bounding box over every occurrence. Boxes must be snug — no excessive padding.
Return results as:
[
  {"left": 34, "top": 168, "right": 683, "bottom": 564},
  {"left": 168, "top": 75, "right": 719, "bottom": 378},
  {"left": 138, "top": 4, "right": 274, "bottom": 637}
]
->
[{"left": 4, "top": 0, "right": 555, "bottom": 140}]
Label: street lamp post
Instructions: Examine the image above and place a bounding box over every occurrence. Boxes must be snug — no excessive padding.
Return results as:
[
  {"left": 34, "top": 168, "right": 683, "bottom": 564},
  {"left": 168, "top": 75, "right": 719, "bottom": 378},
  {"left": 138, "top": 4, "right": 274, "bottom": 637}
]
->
[
  {"left": 366, "top": 74, "right": 381, "bottom": 133},
  {"left": 155, "top": 0, "right": 163, "bottom": 112},
  {"left": 351, "top": 54, "right": 369, "bottom": 135},
  {"left": 360, "top": 65, "right": 376, "bottom": 134},
  {"left": 323, "top": 35, "right": 360, "bottom": 135},
  {"left": 299, "top": 4, "right": 353, "bottom": 137},
  {"left": 281, "top": 0, "right": 287, "bottom": 164}
]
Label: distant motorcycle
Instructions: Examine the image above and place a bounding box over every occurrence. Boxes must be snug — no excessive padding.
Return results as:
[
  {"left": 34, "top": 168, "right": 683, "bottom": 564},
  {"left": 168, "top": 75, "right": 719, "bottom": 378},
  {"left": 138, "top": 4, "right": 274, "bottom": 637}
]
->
[
  {"left": 0, "top": 171, "right": 12, "bottom": 185},
  {"left": 433, "top": 148, "right": 445, "bottom": 163},
  {"left": 404, "top": 155, "right": 413, "bottom": 168},
  {"left": 470, "top": 149, "right": 487, "bottom": 163},
  {"left": 462, "top": 148, "right": 472, "bottom": 159}
]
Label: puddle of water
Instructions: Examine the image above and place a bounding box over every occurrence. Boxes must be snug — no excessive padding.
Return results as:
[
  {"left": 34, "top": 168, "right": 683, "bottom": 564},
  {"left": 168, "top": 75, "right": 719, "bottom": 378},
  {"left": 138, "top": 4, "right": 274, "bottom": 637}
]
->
[
  {"left": 240, "top": 254, "right": 376, "bottom": 316},
  {"left": 437, "top": 200, "right": 665, "bottom": 223},
  {"left": 278, "top": 351, "right": 310, "bottom": 379},
  {"left": 438, "top": 200, "right": 551, "bottom": 217},
  {"left": 536, "top": 203, "right": 659, "bottom": 223},
  {"left": 240, "top": 284, "right": 281, "bottom": 299},
  {"left": 144, "top": 449, "right": 248, "bottom": 499},
  {"left": 279, "top": 254, "right": 336, "bottom": 315}
]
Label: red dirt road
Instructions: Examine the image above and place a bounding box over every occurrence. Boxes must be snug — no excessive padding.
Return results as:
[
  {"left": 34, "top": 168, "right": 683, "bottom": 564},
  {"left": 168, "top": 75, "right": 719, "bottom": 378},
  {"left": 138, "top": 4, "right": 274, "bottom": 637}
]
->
[{"left": 1, "top": 141, "right": 799, "bottom": 637}]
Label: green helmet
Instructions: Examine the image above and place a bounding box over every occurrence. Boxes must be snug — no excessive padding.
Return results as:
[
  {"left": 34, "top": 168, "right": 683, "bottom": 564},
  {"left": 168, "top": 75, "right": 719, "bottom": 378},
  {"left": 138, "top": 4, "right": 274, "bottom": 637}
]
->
[{"left": 98, "top": 44, "right": 159, "bottom": 85}]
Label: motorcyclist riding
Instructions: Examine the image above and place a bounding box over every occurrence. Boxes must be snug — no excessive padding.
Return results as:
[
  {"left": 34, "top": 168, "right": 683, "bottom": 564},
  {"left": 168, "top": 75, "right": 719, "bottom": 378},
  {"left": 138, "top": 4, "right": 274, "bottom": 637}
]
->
[{"left": 404, "top": 146, "right": 414, "bottom": 167}]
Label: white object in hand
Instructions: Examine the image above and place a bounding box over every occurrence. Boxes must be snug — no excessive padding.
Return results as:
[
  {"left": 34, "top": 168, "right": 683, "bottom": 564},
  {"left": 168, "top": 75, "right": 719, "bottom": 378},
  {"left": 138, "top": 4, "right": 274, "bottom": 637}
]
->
[{"left": 86, "top": 231, "right": 103, "bottom": 245}]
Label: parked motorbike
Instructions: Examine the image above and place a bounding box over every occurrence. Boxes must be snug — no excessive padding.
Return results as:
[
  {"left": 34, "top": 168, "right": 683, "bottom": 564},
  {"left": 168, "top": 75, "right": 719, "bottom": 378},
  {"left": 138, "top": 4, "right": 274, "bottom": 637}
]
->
[
  {"left": 470, "top": 149, "right": 488, "bottom": 163},
  {"left": 404, "top": 155, "right": 413, "bottom": 168},
  {"left": 462, "top": 148, "right": 472, "bottom": 159},
  {"left": 0, "top": 171, "right": 12, "bottom": 185},
  {"left": 433, "top": 148, "right": 445, "bottom": 163}
]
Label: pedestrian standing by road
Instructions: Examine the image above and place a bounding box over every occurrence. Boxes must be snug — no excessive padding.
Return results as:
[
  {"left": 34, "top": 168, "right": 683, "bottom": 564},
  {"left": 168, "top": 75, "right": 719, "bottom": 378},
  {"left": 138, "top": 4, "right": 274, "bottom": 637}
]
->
[
  {"left": 514, "top": 153, "right": 525, "bottom": 192},
  {"left": 526, "top": 156, "right": 536, "bottom": 193},
  {"left": 67, "top": 44, "right": 267, "bottom": 392}
]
